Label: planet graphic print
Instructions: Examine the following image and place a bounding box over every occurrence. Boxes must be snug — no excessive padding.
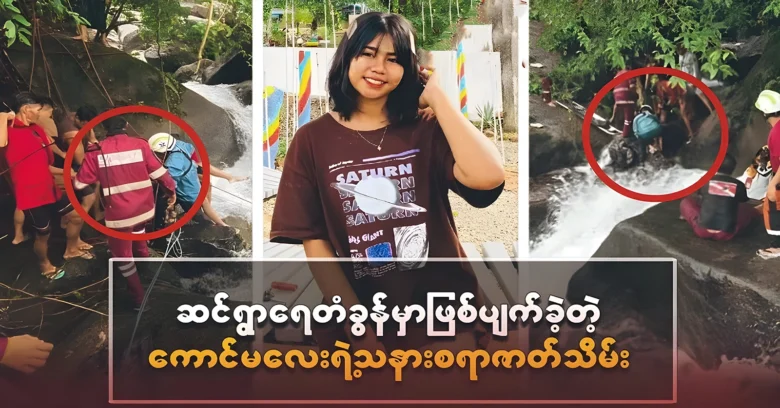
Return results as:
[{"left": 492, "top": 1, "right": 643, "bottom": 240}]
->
[{"left": 331, "top": 176, "right": 427, "bottom": 216}]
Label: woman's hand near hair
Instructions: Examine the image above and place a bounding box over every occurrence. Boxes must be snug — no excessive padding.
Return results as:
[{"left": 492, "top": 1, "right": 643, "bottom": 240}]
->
[
  {"left": 418, "top": 107, "right": 435, "bottom": 121},
  {"left": 417, "top": 65, "right": 505, "bottom": 190}
]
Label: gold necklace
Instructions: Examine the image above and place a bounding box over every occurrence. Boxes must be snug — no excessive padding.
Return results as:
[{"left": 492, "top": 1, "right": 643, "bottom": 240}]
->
[{"left": 355, "top": 126, "right": 388, "bottom": 151}]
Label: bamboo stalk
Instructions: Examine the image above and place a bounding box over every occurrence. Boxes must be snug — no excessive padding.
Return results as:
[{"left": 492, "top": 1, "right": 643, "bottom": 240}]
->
[{"left": 195, "top": 0, "right": 216, "bottom": 72}]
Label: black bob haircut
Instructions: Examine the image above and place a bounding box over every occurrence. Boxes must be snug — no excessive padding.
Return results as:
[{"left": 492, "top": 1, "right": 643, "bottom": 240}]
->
[{"left": 327, "top": 12, "right": 424, "bottom": 125}]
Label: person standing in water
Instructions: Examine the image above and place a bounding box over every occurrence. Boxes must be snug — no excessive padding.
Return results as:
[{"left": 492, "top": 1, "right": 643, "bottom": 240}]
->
[
  {"left": 271, "top": 12, "right": 505, "bottom": 353},
  {"left": 755, "top": 90, "right": 780, "bottom": 259}
]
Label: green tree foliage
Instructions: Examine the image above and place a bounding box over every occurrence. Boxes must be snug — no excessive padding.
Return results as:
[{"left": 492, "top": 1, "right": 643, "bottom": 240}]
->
[
  {"left": 263, "top": 0, "right": 477, "bottom": 51},
  {"left": 134, "top": 0, "right": 251, "bottom": 61},
  {"left": 1, "top": 0, "right": 250, "bottom": 63},
  {"left": 531, "top": 0, "right": 780, "bottom": 101},
  {"left": 2, "top": 0, "right": 88, "bottom": 47}
]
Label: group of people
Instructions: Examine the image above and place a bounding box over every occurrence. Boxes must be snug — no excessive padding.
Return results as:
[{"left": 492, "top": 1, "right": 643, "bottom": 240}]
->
[
  {"left": 678, "top": 89, "right": 780, "bottom": 260},
  {"left": 1, "top": 91, "right": 247, "bottom": 309},
  {"left": 609, "top": 44, "right": 715, "bottom": 153}
]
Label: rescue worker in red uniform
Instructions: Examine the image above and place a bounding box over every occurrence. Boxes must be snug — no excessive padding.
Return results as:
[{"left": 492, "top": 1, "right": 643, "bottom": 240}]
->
[
  {"left": 610, "top": 65, "right": 638, "bottom": 138},
  {"left": 73, "top": 116, "right": 177, "bottom": 310}
]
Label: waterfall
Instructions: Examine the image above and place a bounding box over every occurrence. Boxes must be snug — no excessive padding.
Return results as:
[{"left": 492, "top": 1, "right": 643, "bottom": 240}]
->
[{"left": 181, "top": 82, "right": 253, "bottom": 222}]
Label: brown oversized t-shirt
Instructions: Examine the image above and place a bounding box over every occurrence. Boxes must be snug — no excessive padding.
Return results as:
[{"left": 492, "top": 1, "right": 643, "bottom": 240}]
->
[{"left": 270, "top": 113, "right": 504, "bottom": 350}]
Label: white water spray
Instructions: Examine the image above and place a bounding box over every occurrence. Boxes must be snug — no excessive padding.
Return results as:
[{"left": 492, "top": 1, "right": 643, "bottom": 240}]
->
[
  {"left": 182, "top": 82, "right": 253, "bottom": 221},
  {"left": 531, "top": 164, "right": 704, "bottom": 258}
]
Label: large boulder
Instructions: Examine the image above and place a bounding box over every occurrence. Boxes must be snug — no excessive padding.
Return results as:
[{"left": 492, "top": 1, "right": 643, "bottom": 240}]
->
[
  {"left": 680, "top": 30, "right": 780, "bottom": 173},
  {"left": 231, "top": 80, "right": 252, "bottom": 105},
  {"left": 528, "top": 98, "right": 613, "bottom": 177},
  {"left": 204, "top": 50, "right": 251, "bottom": 85},
  {"left": 144, "top": 44, "right": 198, "bottom": 74},
  {"left": 174, "top": 59, "right": 216, "bottom": 83},
  {"left": 117, "top": 24, "right": 143, "bottom": 52},
  {"left": 4, "top": 33, "right": 244, "bottom": 168},
  {"left": 583, "top": 200, "right": 780, "bottom": 371}
]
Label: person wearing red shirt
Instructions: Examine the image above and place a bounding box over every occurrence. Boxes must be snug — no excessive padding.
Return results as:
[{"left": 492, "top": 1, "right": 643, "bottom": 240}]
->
[
  {"left": 1, "top": 93, "right": 90, "bottom": 279},
  {"left": 755, "top": 90, "right": 780, "bottom": 259},
  {"left": 74, "top": 115, "right": 177, "bottom": 310},
  {"left": 609, "top": 65, "right": 637, "bottom": 138},
  {"left": 655, "top": 79, "right": 694, "bottom": 138}
]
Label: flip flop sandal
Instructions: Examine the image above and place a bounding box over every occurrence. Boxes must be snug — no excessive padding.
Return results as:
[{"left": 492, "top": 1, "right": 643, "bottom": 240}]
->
[
  {"left": 64, "top": 250, "right": 96, "bottom": 261},
  {"left": 43, "top": 269, "right": 66, "bottom": 281},
  {"left": 756, "top": 249, "right": 780, "bottom": 260}
]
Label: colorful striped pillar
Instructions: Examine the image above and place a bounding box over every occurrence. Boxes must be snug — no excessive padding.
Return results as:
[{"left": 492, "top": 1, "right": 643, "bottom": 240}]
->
[
  {"left": 298, "top": 50, "right": 312, "bottom": 128},
  {"left": 457, "top": 42, "right": 468, "bottom": 118},
  {"left": 263, "top": 86, "right": 284, "bottom": 169}
]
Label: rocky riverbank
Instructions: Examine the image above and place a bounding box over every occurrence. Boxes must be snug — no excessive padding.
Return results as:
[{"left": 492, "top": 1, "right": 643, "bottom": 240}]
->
[
  {"left": 582, "top": 200, "right": 780, "bottom": 371},
  {"left": 0, "top": 218, "right": 250, "bottom": 384}
]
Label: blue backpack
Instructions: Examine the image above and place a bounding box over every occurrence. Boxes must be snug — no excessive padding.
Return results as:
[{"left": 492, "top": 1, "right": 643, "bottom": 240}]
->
[{"left": 633, "top": 109, "right": 662, "bottom": 142}]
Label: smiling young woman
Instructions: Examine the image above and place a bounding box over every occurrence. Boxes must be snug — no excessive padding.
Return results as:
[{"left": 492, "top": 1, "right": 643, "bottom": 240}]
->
[{"left": 270, "top": 12, "right": 506, "bottom": 353}]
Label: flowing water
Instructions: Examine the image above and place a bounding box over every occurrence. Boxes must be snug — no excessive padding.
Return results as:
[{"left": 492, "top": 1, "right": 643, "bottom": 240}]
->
[
  {"left": 530, "top": 160, "right": 780, "bottom": 386},
  {"left": 182, "top": 82, "right": 253, "bottom": 223},
  {"left": 530, "top": 164, "right": 704, "bottom": 257}
]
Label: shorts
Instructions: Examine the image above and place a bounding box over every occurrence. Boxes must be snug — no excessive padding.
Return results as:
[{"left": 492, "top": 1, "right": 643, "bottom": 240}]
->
[
  {"left": 76, "top": 183, "right": 95, "bottom": 202},
  {"left": 23, "top": 195, "right": 74, "bottom": 235}
]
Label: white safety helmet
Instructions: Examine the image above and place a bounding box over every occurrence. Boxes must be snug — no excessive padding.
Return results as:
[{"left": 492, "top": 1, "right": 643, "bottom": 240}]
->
[
  {"left": 148, "top": 132, "right": 177, "bottom": 153},
  {"left": 755, "top": 90, "right": 780, "bottom": 115}
]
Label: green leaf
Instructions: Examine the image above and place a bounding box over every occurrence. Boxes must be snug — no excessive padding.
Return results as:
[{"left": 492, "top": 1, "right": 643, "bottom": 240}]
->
[
  {"left": 18, "top": 33, "right": 30, "bottom": 46},
  {"left": 3, "top": 20, "right": 16, "bottom": 41},
  {"left": 11, "top": 14, "right": 30, "bottom": 27}
]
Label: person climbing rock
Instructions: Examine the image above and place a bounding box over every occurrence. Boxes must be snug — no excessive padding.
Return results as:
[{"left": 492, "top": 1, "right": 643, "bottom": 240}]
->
[
  {"left": 609, "top": 63, "right": 637, "bottom": 138},
  {"left": 679, "top": 153, "right": 757, "bottom": 241},
  {"left": 73, "top": 115, "right": 176, "bottom": 311},
  {"left": 755, "top": 90, "right": 780, "bottom": 259},
  {"left": 1, "top": 93, "right": 91, "bottom": 280}
]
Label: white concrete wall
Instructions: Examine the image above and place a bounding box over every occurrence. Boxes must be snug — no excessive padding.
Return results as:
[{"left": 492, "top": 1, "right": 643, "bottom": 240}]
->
[
  {"left": 262, "top": 46, "right": 504, "bottom": 118},
  {"left": 461, "top": 24, "right": 494, "bottom": 52}
]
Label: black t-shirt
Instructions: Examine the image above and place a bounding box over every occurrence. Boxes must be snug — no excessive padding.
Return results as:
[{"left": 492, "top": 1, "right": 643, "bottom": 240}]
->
[{"left": 698, "top": 173, "right": 748, "bottom": 233}]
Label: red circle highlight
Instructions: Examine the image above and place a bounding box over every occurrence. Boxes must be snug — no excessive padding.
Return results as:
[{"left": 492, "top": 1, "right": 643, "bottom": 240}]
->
[
  {"left": 62, "top": 105, "right": 211, "bottom": 241},
  {"left": 582, "top": 66, "right": 729, "bottom": 202}
]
